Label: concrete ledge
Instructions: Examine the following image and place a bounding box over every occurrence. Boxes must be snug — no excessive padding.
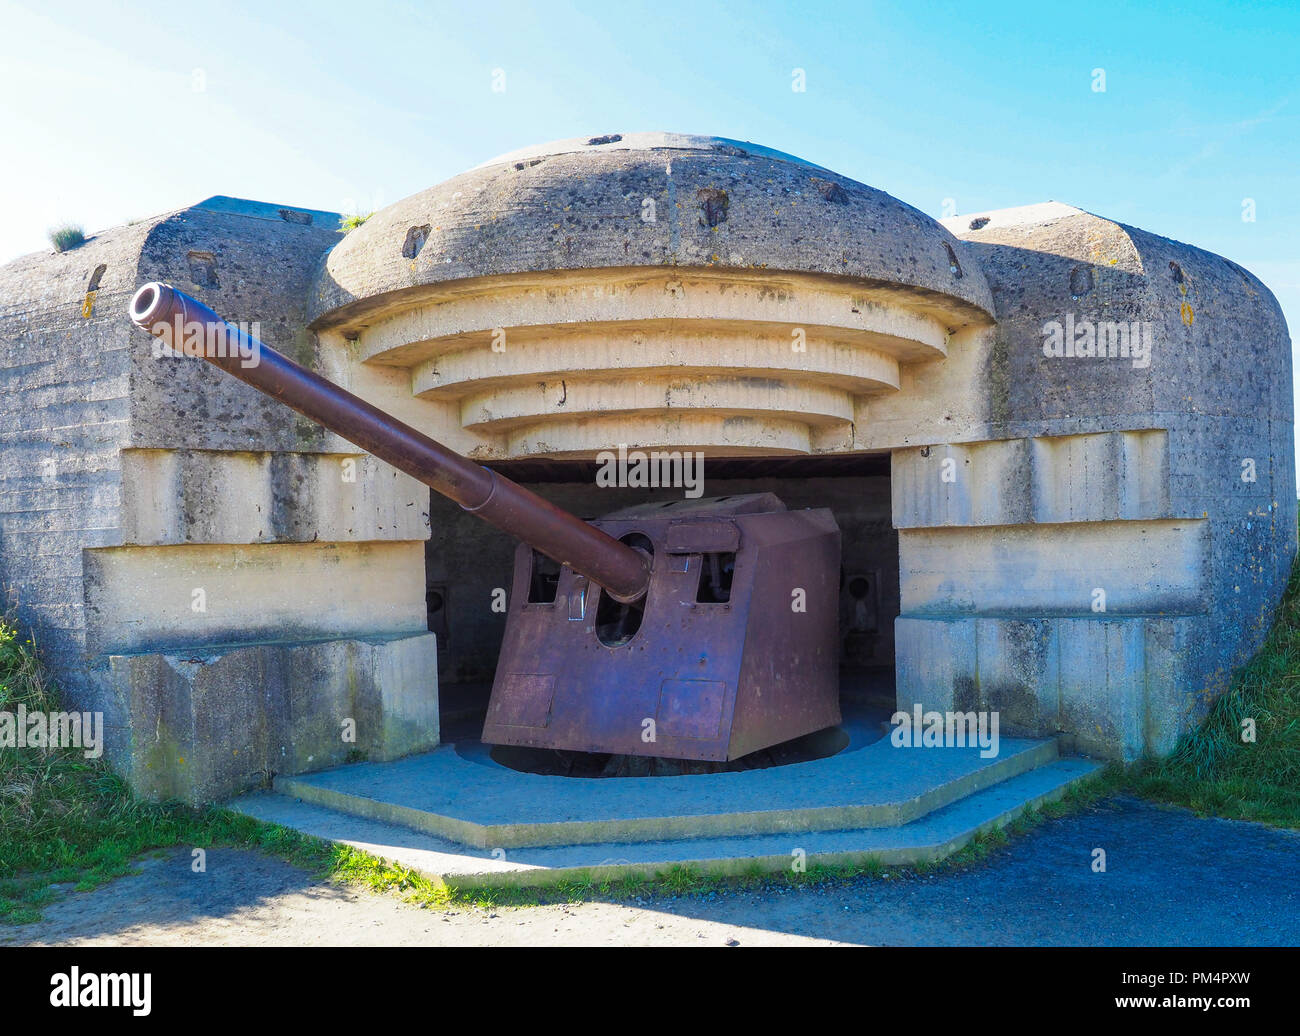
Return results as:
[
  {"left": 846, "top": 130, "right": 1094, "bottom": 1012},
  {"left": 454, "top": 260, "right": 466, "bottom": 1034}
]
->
[
  {"left": 892, "top": 430, "right": 1171, "bottom": 529},
  {"left": 84, "top": 540, "right": 428, "bottom": 655},
  {"left": 899, "top": 518, "right": 1209, "bottom": 616},
  {"left": 896, "top": 613, "right": 1204, "bottom": 758},
  {"left": 107, "top": 630, "right": 438, "bottom": 802},
  {"left": 119, "top": 448, "right": 428, "bottom": 545}
]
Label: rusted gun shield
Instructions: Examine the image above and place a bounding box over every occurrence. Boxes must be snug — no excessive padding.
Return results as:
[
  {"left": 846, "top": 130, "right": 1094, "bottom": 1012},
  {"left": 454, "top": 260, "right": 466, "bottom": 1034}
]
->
[{"left": 483, "top": 494, "right": 842, "bottom": 760}]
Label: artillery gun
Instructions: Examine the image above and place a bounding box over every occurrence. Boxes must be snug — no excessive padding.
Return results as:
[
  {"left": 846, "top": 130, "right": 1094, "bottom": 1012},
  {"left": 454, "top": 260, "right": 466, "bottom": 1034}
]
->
[{"left": 129, "top": 283, "right": 841, "bottom": 761}]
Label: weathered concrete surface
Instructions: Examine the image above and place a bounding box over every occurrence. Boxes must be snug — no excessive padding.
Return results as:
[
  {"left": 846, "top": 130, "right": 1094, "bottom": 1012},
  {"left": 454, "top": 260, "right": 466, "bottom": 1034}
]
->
[
  {"left": 887, "top": 203, "right": 1296, "bottom": 758},
  {"left": 83, "top": 540, "right": 426, "bottom": 655},
  {"left": 117, "top": 448, "right": 427, "bottom": 546},
  {"left": 110, "top": 631, "right": 437, "bottom": 802},
  {"left": 266, "top": 706, "right": 1057, "bottom": 849},
  {"left": 0, "top": 197, "right": 438, "bottom": 802},
  {"left": 310, "top": 132, "right": 995, "bottom": 326},
  {"left": 303, "top": 134, "right": 998, "bottom": 458}
]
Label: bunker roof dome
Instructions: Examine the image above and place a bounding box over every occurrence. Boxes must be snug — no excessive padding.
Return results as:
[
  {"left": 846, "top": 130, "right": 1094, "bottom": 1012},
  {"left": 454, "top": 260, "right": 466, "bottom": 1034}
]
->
[{"left": 309, "top": 132, "right": 994, "bottom": 329}]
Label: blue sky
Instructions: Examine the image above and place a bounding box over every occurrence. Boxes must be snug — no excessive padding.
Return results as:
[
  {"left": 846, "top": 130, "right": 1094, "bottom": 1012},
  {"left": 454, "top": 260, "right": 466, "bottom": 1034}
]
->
[{"left": 2, "top": 0, "right": 1297, "bottom": 462}]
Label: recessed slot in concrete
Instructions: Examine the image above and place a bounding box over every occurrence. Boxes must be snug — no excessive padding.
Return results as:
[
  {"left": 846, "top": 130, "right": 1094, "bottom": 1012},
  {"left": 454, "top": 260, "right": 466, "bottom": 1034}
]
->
[
  {"left": 811, "top": 177, "right": 849, "bottom": 204},
  {"left": 402, "top": 224, "right": 431, "bottom": 259},
  {"left": 187, "top": 251, "right": 219, "bottom": 288},
  {"left": 1069, "top": 264, "right": 1094, "bottom": 297},
  {"left": 697, "top": 187, "right": 729, "bottom": 227},
  {"left": 945, "top": 242, "right": 963, "bottom": 277}
]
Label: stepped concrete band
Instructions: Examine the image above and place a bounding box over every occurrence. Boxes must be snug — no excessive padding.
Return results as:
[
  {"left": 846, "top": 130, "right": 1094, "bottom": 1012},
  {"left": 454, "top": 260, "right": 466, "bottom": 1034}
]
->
[{"left": 128, "top": 282, "right": 652, "bottom": 603}]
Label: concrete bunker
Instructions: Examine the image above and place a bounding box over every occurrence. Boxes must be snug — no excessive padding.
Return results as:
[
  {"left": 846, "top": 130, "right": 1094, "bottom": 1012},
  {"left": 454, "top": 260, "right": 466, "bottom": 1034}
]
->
[{"left": 0, "top": 133, "right": 1292, "bottom": 803}]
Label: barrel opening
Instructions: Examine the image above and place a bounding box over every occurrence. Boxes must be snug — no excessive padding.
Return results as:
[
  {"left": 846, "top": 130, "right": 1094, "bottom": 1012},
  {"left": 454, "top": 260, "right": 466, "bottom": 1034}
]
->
[{"left": 130, "top": 283, "right": 160, "bottom": 322}]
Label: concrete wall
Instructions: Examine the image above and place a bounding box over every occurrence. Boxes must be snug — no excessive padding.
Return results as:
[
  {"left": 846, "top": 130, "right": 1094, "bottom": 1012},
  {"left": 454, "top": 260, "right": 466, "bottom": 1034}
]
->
[
  {"left": 886, "top": 205, "right": 1297, "bottom": 757},
  {"left": 0, "top": 198, "right": 439, "bottom": 802},
  {"left": 892, "top": 430, "right": 1213, "bottom": 755},
  {"left": 0, "top": 220, "right": 149, "bottom": 721}
]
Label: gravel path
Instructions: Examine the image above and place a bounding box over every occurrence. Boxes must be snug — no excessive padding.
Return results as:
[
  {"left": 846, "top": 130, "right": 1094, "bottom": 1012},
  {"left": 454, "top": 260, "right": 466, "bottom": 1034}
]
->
[{"left": 4, "top": 797, "right": 1297, "bottom": 947}]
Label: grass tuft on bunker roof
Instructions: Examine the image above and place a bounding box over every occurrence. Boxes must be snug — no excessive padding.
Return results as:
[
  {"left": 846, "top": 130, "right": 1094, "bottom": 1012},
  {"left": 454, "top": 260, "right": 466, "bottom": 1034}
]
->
[{"left": 47, "top": 224, "right": 86, "bottom": 252}]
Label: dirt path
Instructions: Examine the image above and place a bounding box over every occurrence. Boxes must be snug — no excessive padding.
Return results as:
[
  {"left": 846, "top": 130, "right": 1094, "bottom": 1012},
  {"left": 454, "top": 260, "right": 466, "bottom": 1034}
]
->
[
  {"left": 4, "top": 798, "right": 1297, "bottom": 947},
  {"left": 2, "top": 849, "right": 842, "bottom": 947}
]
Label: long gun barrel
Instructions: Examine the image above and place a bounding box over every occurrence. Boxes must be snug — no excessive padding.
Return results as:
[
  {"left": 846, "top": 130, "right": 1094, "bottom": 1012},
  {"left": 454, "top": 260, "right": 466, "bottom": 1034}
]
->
[{"left": 128, "top": 282, "right": 652, "bottom": 603}]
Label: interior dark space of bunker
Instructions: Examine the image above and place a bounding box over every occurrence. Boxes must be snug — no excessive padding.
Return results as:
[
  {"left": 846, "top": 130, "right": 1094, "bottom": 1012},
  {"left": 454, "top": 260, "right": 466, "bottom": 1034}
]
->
[{"left": 426, "top": 453, "right": 899, "bottom": 769}]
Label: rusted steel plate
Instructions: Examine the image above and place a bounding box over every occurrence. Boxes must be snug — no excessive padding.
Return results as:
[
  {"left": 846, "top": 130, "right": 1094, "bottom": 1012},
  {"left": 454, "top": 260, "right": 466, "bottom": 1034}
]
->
[{"left": 483, "top": 501, "right": 841, "bottom": 761}]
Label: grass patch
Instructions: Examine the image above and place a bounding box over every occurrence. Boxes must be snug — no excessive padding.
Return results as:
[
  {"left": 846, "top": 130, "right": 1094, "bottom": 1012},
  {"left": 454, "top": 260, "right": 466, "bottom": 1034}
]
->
[
  {"left": 338, "top": 212, "right": 372, "bottom": 234},
  {"left": 1121, "top": 559, "right": 1300, "bottom": 829},
  {"left": 47, "top": 224, "right": 85, "bottom": 252},
  {"left": 0, "top": 620, "right": 338, "bottom": 923}
]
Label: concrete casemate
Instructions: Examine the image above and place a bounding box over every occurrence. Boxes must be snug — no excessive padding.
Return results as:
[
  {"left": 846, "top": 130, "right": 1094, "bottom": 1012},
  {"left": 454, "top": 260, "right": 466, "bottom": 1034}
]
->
[{"left": 0, "top": 133, "right": 1292, "bottom": 801}]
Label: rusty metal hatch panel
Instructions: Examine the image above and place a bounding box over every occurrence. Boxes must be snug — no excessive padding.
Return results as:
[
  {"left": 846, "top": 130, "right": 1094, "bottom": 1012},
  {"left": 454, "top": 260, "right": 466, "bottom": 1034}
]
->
[
  {"left": 489, "top": 673, "right": 556, "bottom": 728},
  {"left": 656, "top": 680, "right": 727, "bottom": 739},
  {"left": 664, "top": 518, "right": 741, "bottom": 554}
]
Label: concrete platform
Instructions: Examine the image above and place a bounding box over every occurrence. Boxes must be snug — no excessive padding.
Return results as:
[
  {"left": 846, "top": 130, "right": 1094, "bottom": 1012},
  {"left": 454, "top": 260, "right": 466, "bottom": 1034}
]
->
[
  {"left": 232, "top": 757, "right": 1100, "bottom": 888},
  {"left": 267, "top": 707, "right": 1060, "bottom": 848},
  {"left": 227, "top": 705, "right": 1103, "bottom": 888}
]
